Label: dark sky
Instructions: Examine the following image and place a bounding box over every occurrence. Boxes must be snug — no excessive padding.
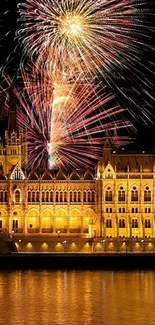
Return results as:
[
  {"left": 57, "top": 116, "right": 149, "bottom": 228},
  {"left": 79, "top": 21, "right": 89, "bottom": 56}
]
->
[{"left": 0, "top": 0, "right": 155, "bottom": 151}]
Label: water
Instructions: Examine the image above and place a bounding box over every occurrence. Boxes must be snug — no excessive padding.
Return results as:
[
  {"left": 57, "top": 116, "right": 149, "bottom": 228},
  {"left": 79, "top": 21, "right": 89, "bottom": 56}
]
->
[{"left": 0, "top": 270, "right": 155, "bottom": 325}]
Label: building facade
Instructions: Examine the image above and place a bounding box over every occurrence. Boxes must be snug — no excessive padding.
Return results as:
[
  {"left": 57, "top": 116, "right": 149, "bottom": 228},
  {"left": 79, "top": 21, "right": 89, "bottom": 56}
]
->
[{"left": 0, "top": 118, "right": 155, "bottom": 252}]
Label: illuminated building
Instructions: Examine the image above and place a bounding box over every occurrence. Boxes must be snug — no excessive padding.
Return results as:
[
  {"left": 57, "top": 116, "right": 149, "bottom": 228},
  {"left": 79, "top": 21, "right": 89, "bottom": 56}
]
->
[{"left": 0, "top": 108, "right": 154, "bottom": 252}]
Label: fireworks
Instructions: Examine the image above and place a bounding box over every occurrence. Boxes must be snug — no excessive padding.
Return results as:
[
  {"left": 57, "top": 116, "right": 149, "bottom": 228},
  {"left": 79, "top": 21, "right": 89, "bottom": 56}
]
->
[
  {"left": 4, "top": 73, "right": 130, "bottom": 170},
  {"left": 1, "top": 0, "right": 153, "bottom": 170},
  {"left": 17, "top": 0, "right": 149, "bottom": 77}
]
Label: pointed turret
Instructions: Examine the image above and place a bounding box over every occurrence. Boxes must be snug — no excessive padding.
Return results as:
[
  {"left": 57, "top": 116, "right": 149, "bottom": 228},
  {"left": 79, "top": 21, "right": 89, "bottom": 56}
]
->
[
  {"left": 103, "top": 129, "right": 112, "bottom": 164},
  {"left": 7, "top": 87, "right": 19, "bottom": 136}
]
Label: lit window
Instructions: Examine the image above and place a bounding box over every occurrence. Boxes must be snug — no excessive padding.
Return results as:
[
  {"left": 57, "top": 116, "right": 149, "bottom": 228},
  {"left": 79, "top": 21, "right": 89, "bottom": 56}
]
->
[
  {"left": 119, "top": 219, "right": 125, "bottom": 228},
  {"left": 118, "top": 187, "right": 125, "bottom": 201},
  {"left": 105, "top": 187, "right": 113, "bottom": 201},
  {"left": 106, "top": 219, "right": 112, "bottom": 228},
  {"left": 131, "top": 187, "right": 138, "bottom": 202},
  {"left": 119, "top": 207, "right": 125, "bottom": 213},
  {"left": 145, "top": 219, "right": 151, "bottom": 228},
  {"left": 15, "top": 190, "right": 20, "bottom": 203},
  {"left": 144, "top": 187, "right": 151, "bottom": 202},
  {"left": 132, "top": 219, "right": 138, "bottom": 228}
]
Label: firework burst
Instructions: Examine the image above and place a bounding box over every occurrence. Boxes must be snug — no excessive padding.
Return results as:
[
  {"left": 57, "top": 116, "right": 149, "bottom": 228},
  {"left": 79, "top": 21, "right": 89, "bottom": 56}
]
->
[
  {"left": 4, "top": 73, "right": 131, "bottom": 170},
  {"left": 17, "top": 0, "right": 151, "bottom": 76}
]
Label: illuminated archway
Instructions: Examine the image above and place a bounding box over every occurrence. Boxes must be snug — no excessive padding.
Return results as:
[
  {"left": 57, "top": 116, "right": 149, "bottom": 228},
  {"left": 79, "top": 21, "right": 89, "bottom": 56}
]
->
[
  {"left": 55, "top": 209, "right": 68, "bottom": 234},
  {"left": 69, "top": 209, "right": 81, "bottom": 233}
]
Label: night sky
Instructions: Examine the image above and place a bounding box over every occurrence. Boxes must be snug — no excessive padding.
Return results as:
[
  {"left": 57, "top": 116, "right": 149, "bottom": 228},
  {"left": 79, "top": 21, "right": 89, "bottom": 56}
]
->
[{"left": 0, "top": 0, "right": 155, "bottom": 151}]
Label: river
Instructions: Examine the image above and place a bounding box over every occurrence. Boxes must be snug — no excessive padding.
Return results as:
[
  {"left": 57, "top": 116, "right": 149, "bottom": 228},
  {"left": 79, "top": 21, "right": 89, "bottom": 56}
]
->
[{"left": 0, "top": 270, "right": 154, "bottom": 325}]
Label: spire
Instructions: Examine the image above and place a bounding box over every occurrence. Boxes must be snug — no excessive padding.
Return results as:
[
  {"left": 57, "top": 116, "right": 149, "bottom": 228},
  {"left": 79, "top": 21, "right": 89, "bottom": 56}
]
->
[
  {"left": 103, "top": 129, "right": 111, "bottom": 163},
  {"left": 7, "top": 87, "right": 18, "bottom": 136},
  {"left": 104, "top": 129, "right": 111, "bottom": 149}
]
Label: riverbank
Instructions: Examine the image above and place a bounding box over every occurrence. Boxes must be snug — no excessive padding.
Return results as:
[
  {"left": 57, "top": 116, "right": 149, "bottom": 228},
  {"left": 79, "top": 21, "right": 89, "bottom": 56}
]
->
[{"left": 0, "top": 252, "right": 155, "bottom": 270}]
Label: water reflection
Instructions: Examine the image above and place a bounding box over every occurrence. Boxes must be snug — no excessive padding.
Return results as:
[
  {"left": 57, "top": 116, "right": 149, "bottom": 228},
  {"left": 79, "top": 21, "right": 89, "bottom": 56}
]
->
[{"left": 0, "top": 270, "right": 155, "bottom": 325}]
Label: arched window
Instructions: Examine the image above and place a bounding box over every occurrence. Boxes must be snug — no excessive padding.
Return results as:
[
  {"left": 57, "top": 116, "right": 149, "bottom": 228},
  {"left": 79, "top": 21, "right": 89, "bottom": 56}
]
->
[
  {"left": 92, "top": 191, "right": 95, "bottom": 202},
  {"left": 42, "top": 191, "right": 45, "bottom": 202},
  {"left": 132, "top": 219, "right": 138, "bottom": 228},
  {"left": 46, "top": 191, "right": 49, "bottom": 202},
  {"left": 144, "top": 187, "right": 151, "bottom": 202},
  {"left": 60, "top": 191, "right": 63, "bottom": 202},
  {"left": 83, "top": 191, "right": 87, "bottom": 202},
  {"left": 118, "top": 187, "right": 125, "bottom": 201},
  {"left": 55, "top": 191, "right": 59, "bottom": 202},
  {"left": 4, "top": 191, "right": 8, "bottom": 202},
  {"left": 0, "top": 191, "right": 3, "bottom": 202},
  {"left": 15, "top": 190, "right": 20, "bottom": 203},
  {"left": 64, "top": 191, "right": 67, "bottom": 202},
  {"left": 78, "top": 191, "right": 81, "bottom": 202},
  {"left": 88, "top": 191, "right": 91, "bottom": 202},
  {"left": 32, "top": 191, "right": 35, "bottom": 202},
  {"left": 131, "top": 187, "right": 138, "bottom": 202},
  {"left": 50, "top": 191, "right": 53, "bottom": 202},
  {"left": 12, "top": 219, "right": 18, "bottom": 229},
  {"left": 106, "top": 219, "right": 112, "bottom": 228},
  {"left": 36, "top": 191, "right": 40, "bottom": 202},
  {"left": 145, "top": 219, "right": 151, "bottom": 228},
  {"left": 119, "top": 219, "right": 125, "bottom": 228},
  {"left": 11, "top": 135, "right": 16, "bottom": 143},
  {"left": 28, "top": 191, "right": 31, "bottom": 202},
  {"left": 74, "top": 191, "right": 77, "bottom": 202},
  {"left": 105, "top": 187, "right": 112, "bottom": 201}
]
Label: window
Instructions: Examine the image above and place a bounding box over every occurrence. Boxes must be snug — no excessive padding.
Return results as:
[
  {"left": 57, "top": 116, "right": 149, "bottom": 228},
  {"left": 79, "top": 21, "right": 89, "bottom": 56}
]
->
[
  {"left": 55, "top": 191, "right": 59, "bottom": 202},
  {"left": 60, "top": 191, "right": 63, "bottom": 202},
  {"left": 50, "top": 191, "right": 53, "bottom": 202},
  {"left": 36, "top": 191, "right": 40, "bottom": 202},
  {"left": 145, "top": 219, "right": 151, "bottom": 228},
  {"left": 132, "top": 219, "right": 138, "bottom": 228},
  {"left": 132, "top": 207, "right": 138, "bottom": 213},
  {"left": 106, "top": 219, "right": 112, "bottom": 228},
  {"left": 145, "top": 207, "right": 151, "bottom": 213},
  {"left": 78, "top": 191, "right": 81, "bottom": 202},
  {"left": 15, "top": 190, "right": 20, "bottom": 203},
  {"left": 106, "top": 207, "right": 112, "bottom": 213},
  {"left": 12, "top": 220, "right": 18, "bottom": 229},
  {"left": 74, "top": 191, "right": 77, "bottom": 202},
  {"left": 4, "top": 191, "right": 7, "bottom": 202},
  {"left": 28, "top": 191, "right": 31, "bottom": 202},
  {"left": 119, "top": 219, "right": 125, "bottom": 228},
  {"left": 144, "top": 187, "right": 151, "bottom": 202},
  {"left": 46, "top": 191, "right": 49, "bottom": 202},
  {"left": 131, "top": 187, "right": 138, "bottom": 202},
  {"left": 92, "top": 191, "right": 95, "bottom": 202},
  {"left": 32, "top": 191, "right": 35, "bottom": 202},
  {"left": 42, "top": 191, "right": 45, "bottom": 202},
  {"left": 64, "top": 192, "right": 67, "bottom": 202},
  {"left": 11, "top": 136, "right": 16, "bottom": 143},
  {"left": 119, "top": 207, "right": 125, "bottom": 213},
  {"left": 88, "top": 191, "right": 91, "bottom": 202},
  {"left": 118, "top": 187, "right": 125, "bottom": 201},
  {"left": 0, "top": 191, "right": 3, "bottom": 202},
  {"left": 83, "top": 191, "right": 87, "bottom": 202},
  {"left": 105, "top": 187, "right": 112, "bottom": 201}
]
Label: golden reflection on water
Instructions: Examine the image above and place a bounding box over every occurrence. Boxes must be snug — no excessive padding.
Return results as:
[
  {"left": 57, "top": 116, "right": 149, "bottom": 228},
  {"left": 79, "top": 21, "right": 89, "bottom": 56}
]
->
[{"left": 0, "top": 270, "right": 155, "bottom": 325}]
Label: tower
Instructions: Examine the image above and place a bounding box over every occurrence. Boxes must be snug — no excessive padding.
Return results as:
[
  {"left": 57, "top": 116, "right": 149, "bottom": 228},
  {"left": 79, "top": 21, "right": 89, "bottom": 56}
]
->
[{"left": 4, "top": 91, "right": 22, "bottom": 174}]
